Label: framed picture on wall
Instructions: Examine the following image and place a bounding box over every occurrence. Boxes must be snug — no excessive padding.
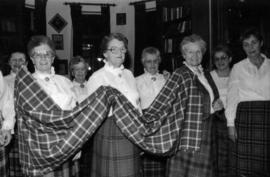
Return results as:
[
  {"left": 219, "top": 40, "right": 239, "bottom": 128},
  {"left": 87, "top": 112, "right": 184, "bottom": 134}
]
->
[{"left": 52, "top": 34, "right": 64, "bottom": 50}]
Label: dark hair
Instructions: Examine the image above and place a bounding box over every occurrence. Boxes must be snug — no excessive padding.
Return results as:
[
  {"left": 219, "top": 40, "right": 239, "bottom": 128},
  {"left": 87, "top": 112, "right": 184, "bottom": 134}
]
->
[
  {"left": 9, "top": 51, "right": 27, "bottom": 61},
  {"left": 180, "top": 34, "right": 207, "bottom": 55},
  {"left": 213, "top": 44, "right": 232, "bottom": 58},
  {"left": 100, "top": 33, "right": 128, "bottom": 55},
  {"left": 69, "top": 55, "right": 88, "bottom": 74},
  {"left": 141, "top": 47, "right": 161, "bottom": 64},
  {"left": 240, "top": 27, "right": 263, "bottom": 43},
  {"left": 27, "top": 35, "right": 56, "bottom": 57}
]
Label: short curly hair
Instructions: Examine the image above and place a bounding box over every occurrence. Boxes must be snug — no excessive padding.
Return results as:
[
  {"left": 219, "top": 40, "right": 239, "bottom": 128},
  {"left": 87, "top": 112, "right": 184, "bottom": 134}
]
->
[{"left": 180, "top": 34, "right": 207, "bottom": 55}]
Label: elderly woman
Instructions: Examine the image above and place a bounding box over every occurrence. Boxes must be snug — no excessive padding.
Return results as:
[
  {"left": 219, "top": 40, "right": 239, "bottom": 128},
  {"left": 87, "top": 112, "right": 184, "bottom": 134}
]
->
[
  {"left": 136, "top": 47, "right": 167, "bottom": 177},
  {"left": 86, "top": 33, "right": 142, "bottom": 177},
  {"left": 69, "top": 56, "right": 89, "bottom": 103},
  {"left": 4, "top": 51, "right": 28, "bottom": 177},
  {"left": 26, "top": 35, "right": 77, "bottom": 177},
  {"left": 145, "top": 34, "right": 224, "bottom": 177},
  {"left": 225, "top": 28, "right": 270, "bottom": 177},
  {"left": 0, "top": 71, "right": 15, "bottom": 177}
]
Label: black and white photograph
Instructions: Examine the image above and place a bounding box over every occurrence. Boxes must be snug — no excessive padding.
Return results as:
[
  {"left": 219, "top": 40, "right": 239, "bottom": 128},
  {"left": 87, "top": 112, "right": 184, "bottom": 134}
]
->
[{"left": 0, "top": 0, "right": 269, "bottom": 177}]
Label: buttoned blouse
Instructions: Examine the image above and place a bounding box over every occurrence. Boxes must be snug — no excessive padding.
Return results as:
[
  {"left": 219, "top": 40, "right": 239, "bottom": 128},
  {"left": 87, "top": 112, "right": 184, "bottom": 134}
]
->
[
  {"left": 136, "top": 72, "right": 166, "bottom": 109},
  {"left": 32, "top": 68, "right": 77, "bottom": 110},
  {"left": 0, "top": 71, "right": 15, "bottom": 130},
  {"left": 71, "top": 81, "right": 89, "bottom": 103},
  {"left": 210, "top": 70, "right": 229, "bottom": 108},
  {"left": 87, "top": 63, "right": 141, "bottom": 116},
  {"left": 225, "top": 54, "right": 270, "bottom": 126}
]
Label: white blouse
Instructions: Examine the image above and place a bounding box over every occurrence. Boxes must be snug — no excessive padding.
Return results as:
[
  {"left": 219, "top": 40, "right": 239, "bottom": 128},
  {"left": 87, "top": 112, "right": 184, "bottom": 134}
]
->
[
  {"left": 71, "top": 81, "right": 89, "bottom": 103},
  {"left": 0, "top": 71, "right": 15, "bottom": 130},
  {"left": 210, "top": 70, "right": 229, "bottom": 108},
  {"left": 87, "top": 62, "right": 141, "bottom": 116},
  {"left": 32, "top": 68, "right": 77, "bottom": 110},
  {"left": 136, "top": 71, "right": 166, "bottom": 109},
  {"left": 225, "top": 54, "right": 270, "bottom": 126},
  {"left": 4, "top": 72, "right": 16, "bottom": 92}
]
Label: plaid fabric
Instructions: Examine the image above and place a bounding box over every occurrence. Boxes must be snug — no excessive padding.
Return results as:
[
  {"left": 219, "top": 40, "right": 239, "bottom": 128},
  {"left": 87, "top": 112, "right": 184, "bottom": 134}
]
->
[
  {"left": 145, "top": 66, "right": 220, "bottom": 177},
  {"left": 212, "top": 111, "right": 229, "bottom": 177},
  {"left": 91, "top": 116, "right": 141, "bottom": 177},
  {"left": 8, "top": 134, "right": 24, "bottom": 177},
  {"left": 79, "top": 138, "right": 92, "bottom": 177},
  {"left": 167, "top": 116, "right": 214, "bottom": 177},
  {"left": 15, "top": 67, "right": 184, "bottom": 176},
  {"left": 141, "top": 153, "right": 166, "bottom": 177},
  {"left": 144, "top": 66, "right": 217, "bottom": 152},
  {"left": 0, "top": 147, "right": 7, "bottom": 177},
  {"left": 229, "top": 101, "right": 270, "bottom": 177}
]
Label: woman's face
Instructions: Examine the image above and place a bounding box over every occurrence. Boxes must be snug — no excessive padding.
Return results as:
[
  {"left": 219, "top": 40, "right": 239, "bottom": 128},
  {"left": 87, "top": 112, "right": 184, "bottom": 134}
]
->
[
  {"left": 9, "top": 52, "right": 27, "bottom": 73},
  {"left": 30, "top": 44, "right": 54, "bottom": 73},
  {"left": 242, "top": 35, "right": 263, "bottom": 58},
  {"left": 214, "top": 51, "right": 231, "bottom": 71},
  {"left": 103, "top": 39, "right": 126, "bottom": 68},
  {"left": 143, "top": 53, "right": 160, "bottom": 75},
  {"left": 182, "top": 42, "right": 203, "bottom": 67},
  {"left": 72, "top": 62, "right": 87, "bottom": 82}
]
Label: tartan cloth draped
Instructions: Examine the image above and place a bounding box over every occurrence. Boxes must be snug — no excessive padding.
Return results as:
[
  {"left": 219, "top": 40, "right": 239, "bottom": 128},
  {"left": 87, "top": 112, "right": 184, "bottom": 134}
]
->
[{"left": 14, "top": 68, "right": 184, "bottom": 177}]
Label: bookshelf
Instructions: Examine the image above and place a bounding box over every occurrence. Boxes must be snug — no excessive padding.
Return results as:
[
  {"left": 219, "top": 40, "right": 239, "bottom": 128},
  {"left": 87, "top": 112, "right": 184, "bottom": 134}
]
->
[{"left": 159, "top": 0, "right": 192, "bottom": 72}]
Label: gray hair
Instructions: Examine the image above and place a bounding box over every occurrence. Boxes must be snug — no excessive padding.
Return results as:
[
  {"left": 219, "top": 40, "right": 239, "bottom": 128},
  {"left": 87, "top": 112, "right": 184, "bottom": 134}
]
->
[
  {"left": 141, "top": 47, "right": 161, "bottom": 64},
  {"left": 180, "top": 34, "right": 207, "bottom": 55}
]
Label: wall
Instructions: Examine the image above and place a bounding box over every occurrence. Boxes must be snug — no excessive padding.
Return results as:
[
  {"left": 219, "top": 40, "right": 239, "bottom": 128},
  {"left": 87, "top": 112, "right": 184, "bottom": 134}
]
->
[{"left": 43, "top": 0, "right": 139, "bottom": 71}]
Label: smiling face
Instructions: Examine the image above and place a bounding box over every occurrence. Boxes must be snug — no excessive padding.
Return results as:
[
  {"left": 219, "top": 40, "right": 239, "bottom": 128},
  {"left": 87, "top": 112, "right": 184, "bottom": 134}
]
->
[
  {"left": 214, "top": 51, "right": 231, "bottom": 71},
  {"left": 72, "top": 62, "right": 87, "bottom": 83},
  {"left": 143, "top": 53, "right": 160, "bottom": 75},
  {"left": 9, "top": 52, "right": 27, "bottom": 74},
  {"left": 103, "top": 39, "right": 126, "bottom": 68},
  {"left": 182, "top": 42, "right": 203, "bottom": 67},
  {"left": 30, "top": 44, "right": 55, "bottom": 74},
  {"left": 242, "top": 35, "right": 263, "bottom": 59}
]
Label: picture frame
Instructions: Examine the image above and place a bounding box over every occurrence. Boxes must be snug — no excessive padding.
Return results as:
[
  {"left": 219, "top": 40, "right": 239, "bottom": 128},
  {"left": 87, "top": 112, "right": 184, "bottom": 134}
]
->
[
  {"left": 52, "top": 34, "right": 64, "bottom": 50},
  {"left": 116, "top": 13, "right": 126, "bottom": 25}
]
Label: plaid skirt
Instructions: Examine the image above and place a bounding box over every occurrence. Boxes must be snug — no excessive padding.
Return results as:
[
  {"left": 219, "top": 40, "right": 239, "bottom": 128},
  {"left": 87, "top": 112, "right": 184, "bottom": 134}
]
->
[
  {"left": 91, "top": 116, "right": 142, "bottom": 177},
  {"left": 229, "top": 101, "right": 270, "bottom": 177},
  {"left": 212, "top": 111, "right": 229, "bottom": 177},
  {"left": 0, "top": 147, "right": 7, "bottom": 177},
  {"left": 167, "top": 115, "right": 215, "bottom": 177},
  {"left": 141, "top": 153, "right": 166, "bottom": 177},
  {"left": 8, "top": 134, "right": 24, "bottom": 177}
]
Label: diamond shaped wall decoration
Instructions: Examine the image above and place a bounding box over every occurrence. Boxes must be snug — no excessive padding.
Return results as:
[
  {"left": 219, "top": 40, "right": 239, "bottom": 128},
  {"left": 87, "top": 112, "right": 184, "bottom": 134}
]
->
[{"left": 48, "top": 13, "right": 67, "bottom": 33}]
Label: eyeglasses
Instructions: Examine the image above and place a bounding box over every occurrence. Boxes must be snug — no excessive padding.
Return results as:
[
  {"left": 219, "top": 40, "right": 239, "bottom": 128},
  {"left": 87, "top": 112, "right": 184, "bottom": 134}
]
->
[
  {"left": 31, "top": 52, "right": 54, "bottom": 59},
  {"left": 107, "top": 47, "right": 127, "bottom": 54},
  {"left": 214, "top": 55, "right": 228, "bottom": 61}
]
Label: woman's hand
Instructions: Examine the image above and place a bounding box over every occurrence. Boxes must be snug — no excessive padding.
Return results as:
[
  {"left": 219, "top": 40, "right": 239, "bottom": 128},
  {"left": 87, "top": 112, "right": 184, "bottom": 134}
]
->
[
  {"left": 0, "top": 129, "right": 12, "bottom": 146},
  {"left": 212, "top": 98, "right": 224, "bottom": 111},
  {"left": 228, "top": 126, "right": 237, "bottom": 142},
  {"left": 162, "top": 70, "right": 171, "bottom": 80}
]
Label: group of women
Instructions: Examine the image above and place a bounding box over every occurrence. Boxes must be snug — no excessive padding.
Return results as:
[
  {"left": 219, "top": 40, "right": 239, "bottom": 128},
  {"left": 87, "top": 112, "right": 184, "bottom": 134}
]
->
[{"left": 0, "top": 27, "right": 269, "bottom": 177}]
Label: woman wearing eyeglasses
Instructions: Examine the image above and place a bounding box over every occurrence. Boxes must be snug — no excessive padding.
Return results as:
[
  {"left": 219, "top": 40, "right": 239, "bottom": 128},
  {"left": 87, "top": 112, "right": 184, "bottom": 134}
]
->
[
  {"left": 86, "top": 33, "right": 142, "bottom": 177},
  {"left": 210, "top": 44, "right": 232, "bottom": 177},
  {"left": 26, "top": 35, "right": 78, "bottom": 177}
]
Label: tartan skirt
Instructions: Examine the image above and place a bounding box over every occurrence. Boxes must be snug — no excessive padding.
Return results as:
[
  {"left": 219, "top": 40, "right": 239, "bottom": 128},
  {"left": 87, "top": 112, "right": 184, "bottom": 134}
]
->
[
  {"left": 212, "top": 111, "right": 229, "bottom": 177},
  {"left": 167, "top": 115, "right": 215, "bottom": 177},
  {"left": 141, "top": 153, "right": 167, "bottom": 177},
  {"left": 0, "top": 147, "right": 7, "bottom": 177},
  {"left": 229, "top": 101, "right": 270, "bottom": 177},
  {"left": 8, "top": 134, "right": 24, "bottom": 177},
  {"left": 91, "top": 116, "right": 142, "bottom": 177}
]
